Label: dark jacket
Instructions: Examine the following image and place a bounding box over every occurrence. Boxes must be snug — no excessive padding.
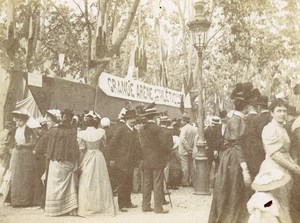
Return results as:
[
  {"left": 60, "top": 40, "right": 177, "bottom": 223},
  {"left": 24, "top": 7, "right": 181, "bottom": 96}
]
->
[
  {"left": 248, "top": 111, "right": 271, "bottom": 176},
  {"left": 108, "top": 124, "right": 141, "bottom": 171},
  {"left": 34, "top": 125, "right": 79, "bottom": 162},
  {"left": 139, "top": 122, "right": 170, "bottom": 169},
  {"left": 204, "top": 124, "right": 222, "bottom": 160},
  {"left": 7, "top": 126, "right": 36, "bottom": 150}
]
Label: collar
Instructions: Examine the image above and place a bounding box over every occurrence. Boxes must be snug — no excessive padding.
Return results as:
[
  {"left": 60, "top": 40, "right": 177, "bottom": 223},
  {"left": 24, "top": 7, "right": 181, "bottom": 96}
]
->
[
  {"left": 233, "top": 110, "right": 246, "bottom": 119},
  {"left": 86, "top": 126, "right": 96, "bottom": 131},
  {"left": 126, "top": 123, "right": 134, "bottom": 131},
  {"left": 147, "top": 120, "right": 156, "bottom": 123},
  {"left": 17, "top": 125, "right": 26, "bottom": 130},
  {"left": 271, "top": 119, "right": 284, "bottom": 127}
]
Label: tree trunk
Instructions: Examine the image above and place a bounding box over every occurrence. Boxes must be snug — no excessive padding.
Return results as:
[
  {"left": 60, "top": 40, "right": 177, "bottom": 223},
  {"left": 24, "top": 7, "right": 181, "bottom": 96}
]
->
[
  {"left": 88, "top": 0, "right": 140, "bottom": 85},
  {"left": 84, "top": 0, "right": 92, "bottom": 69},
  {"left": 3, "top": 72, "right": 23, "bottom": 124},
  {"left": 2, "top": 0, "right": 21, "bottom": 127}
]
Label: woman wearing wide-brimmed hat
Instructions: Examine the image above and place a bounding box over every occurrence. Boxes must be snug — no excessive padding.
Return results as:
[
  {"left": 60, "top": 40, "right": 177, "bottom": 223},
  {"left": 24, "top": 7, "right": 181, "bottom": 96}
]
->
[
  {"left": 5, "top": 109, "right": 36, "bottom": 207},
  {"left": 39, "top": 109, "right": 79, "bottom": 216},
  {"left": 258, "top": 99, "right": 300, "bottom": 223},
  {"left": 209, "top": 83, "right": 259, "bottom": 223}
]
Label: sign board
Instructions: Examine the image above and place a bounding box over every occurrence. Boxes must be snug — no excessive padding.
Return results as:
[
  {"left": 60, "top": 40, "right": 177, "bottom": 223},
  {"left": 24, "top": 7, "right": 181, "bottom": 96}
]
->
[
  {"left": 28, "top": 72, "right": 42, "bottom": 87},
  {"left": 99, "top": 72, "right": 191, "bottom": 108}
]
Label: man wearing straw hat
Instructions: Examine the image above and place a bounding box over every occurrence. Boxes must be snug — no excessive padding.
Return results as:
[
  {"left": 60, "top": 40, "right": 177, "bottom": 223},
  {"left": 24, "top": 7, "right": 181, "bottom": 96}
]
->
[
  {"left": 178, "top": 113, "right": 197, "bottom": 187},
  {"left": 139, "top": 107, "right": 170, "bottom": 214}
]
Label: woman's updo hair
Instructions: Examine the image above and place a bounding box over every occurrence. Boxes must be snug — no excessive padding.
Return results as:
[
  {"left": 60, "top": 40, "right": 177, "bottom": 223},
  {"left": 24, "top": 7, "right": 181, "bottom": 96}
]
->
[
  {"left": 85, "top": 117, "right": 96, "bottom": 127},
  {"left": 269, "top": 98, "right": 288, "bottom": 112}
]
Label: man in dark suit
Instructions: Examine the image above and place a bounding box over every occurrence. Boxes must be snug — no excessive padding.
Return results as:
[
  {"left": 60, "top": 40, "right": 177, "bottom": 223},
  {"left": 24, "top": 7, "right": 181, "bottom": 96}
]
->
[
  {"left": 204, "top": 116, "right": 222, "bottom": 188},
  {"left": 251, "top": 95, "right": 271, "bottom": 177},
  {"left": 139, "top": 108, "right": 170, "bottom": 214},
  {"left": 245, "top": 97, "right": 259, "bottom": 178},
  {"left": 108, "top": 109, "right": 142, "bottom": 212}
]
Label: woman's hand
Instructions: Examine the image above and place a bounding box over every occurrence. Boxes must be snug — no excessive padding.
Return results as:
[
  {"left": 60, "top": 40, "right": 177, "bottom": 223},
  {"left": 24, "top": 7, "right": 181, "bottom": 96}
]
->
[{"left": 242, "top": 170, "right": 252, "bottom": 186}]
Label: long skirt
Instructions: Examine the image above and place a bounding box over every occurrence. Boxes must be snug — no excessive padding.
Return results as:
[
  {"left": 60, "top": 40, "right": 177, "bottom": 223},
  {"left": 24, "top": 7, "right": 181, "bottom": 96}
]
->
[
  {"left": 10, "top": 148, "right": 36, "bottom": 207},
  {"left": 45, "top": 160, "right": 78, "bottom": 216},
  {"left": 208, "top": 147, "right": 250, "bottom": 223},
  {"left": 78, "top": 150, "right": 115, "bottom": 216}
]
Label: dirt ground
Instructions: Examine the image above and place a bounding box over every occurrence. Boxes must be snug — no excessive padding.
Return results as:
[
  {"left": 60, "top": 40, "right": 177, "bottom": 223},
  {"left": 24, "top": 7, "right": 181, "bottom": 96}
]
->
[{"left": 0, "top": 187, "right": 212, "bottom": 223}]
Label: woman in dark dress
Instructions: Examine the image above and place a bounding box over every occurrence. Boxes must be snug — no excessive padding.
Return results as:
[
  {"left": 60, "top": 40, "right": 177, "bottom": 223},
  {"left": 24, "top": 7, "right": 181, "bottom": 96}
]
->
[
  {"left": 208, "top": 83, "right": 257, "bottom": 223},
  {"left": 6, "top": 110, "right": 36, "bottom": 207}
]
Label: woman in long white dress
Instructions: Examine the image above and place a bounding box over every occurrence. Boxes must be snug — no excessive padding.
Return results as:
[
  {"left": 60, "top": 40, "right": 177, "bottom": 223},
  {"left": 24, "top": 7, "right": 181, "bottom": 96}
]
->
[{"left": 77, "top": 117, "right": 116, "bottom": 217}]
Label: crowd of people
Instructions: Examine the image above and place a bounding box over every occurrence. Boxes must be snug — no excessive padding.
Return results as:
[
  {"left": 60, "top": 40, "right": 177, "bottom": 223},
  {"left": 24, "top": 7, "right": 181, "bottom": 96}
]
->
[{"left": 0, "top": 82, "right": 300, "bottom": 222}]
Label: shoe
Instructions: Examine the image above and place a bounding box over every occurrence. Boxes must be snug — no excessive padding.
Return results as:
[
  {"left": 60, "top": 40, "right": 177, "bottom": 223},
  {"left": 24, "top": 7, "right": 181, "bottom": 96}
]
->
[
  {"left": 155, "top": 209, "right": 169, "bottom": 214},
  {"left": 119, "top": 207, "right": 128, "bottom": 212},
  {"left": 162, "top": 200, "right": 169, "bottom": 205},
  {"left": 126, "top": 203, "right": 138, "bottom": 208},
  {"left": 142, "top": 207, "right": 154, "bottom": 212}
]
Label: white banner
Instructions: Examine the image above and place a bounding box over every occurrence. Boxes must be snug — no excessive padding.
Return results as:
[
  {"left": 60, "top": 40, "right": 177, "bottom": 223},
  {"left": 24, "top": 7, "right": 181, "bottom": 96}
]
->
[
  {"left": 99, "top": 72, "right": 190, "bottom": 108},
  {"left": 28, "top": 72, "right": 42, "bottom": 87}
]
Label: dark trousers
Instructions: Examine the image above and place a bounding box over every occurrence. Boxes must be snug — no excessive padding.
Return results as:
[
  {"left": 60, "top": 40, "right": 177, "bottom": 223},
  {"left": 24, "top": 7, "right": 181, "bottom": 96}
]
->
[
  {"left": 142, "top": 168, "right": 164, "bottom": 212},
  {"left": 117, "top": 168, "right": 134, "bottom": 208}
]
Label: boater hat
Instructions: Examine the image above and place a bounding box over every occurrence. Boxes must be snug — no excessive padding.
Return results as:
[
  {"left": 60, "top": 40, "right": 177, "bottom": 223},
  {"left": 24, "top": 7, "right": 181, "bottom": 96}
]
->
[
  {"left": 251, "top": 169, "right": 291, "bottom": 192},
  {"left": 211, "top": 116, "right": 221, "bottom": 125},
  {"left": 143, "top": 108, "right": 160, "bottom": 117}
]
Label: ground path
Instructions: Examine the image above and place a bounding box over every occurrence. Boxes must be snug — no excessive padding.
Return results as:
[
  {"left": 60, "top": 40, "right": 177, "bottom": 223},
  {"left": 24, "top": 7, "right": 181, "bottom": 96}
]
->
[{"left": 0, "top": 187, "right": 212, "bottom": 223}]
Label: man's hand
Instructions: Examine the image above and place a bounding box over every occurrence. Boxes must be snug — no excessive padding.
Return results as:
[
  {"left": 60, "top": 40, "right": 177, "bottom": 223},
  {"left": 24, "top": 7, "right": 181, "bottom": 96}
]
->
[
  {"left": 110, "top": 160, "right": 115, "bottom": 167},
  {"left": 213, "top": 151, "right": 218, "bottom": 159}
]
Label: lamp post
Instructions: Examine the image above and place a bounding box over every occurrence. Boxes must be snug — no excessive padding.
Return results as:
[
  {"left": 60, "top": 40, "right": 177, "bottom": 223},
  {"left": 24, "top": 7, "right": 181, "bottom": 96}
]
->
[{"left": 188, "top": 0, "right": 211, "bottom": 195}]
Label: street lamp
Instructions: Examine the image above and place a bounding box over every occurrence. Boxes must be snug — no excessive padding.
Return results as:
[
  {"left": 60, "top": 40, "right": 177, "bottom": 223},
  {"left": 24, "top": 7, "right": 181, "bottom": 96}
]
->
[{"left": 188, "top": 0, "right": 211, "bottom": 195}]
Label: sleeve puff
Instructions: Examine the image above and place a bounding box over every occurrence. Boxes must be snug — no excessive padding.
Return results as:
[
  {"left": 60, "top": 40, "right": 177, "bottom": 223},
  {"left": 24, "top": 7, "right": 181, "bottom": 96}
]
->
[
  {"left": 262, "top": 125, "right": 282, "bottom": 157},
  {"left": 77, "top": 131, "right": 86, "bottom": 151}
]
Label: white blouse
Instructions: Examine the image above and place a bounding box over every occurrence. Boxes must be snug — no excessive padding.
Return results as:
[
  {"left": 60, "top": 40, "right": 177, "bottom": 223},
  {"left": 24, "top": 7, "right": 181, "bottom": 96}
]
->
[{"left": 15, "top": 126, "right": 26, "bottom": 145}]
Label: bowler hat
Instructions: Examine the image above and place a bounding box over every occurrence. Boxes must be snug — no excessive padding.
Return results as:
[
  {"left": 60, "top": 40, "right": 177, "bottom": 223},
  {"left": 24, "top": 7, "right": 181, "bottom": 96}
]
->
[
  {"left": 256, "top": 95, "right": 269, "bottom": 107},
  {"left": 123, "top": 109, "right": 137, "bottom": 119}
]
